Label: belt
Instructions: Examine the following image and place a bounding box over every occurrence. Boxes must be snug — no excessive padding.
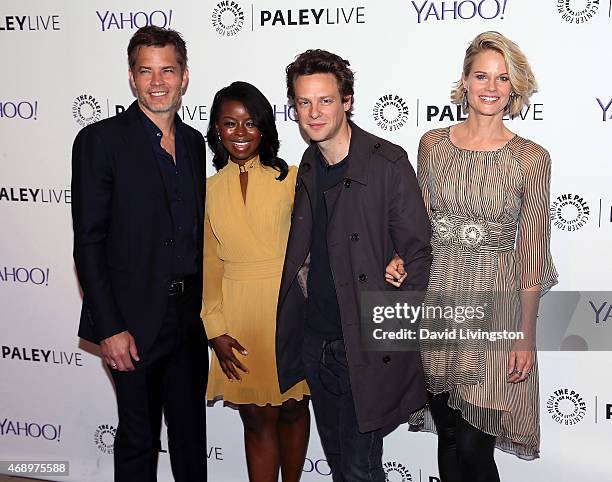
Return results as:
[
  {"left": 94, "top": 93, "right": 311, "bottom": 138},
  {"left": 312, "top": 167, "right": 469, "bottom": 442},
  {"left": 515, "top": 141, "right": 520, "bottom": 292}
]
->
[
  {"left": 223, "top": 258, "right": 284, "bottom": 281},
  {"left": 431, "top": 211, "right": 516, "bottom": 252},
  {"left": 169, "top": 274, "right": 197, "bottom": 296}
]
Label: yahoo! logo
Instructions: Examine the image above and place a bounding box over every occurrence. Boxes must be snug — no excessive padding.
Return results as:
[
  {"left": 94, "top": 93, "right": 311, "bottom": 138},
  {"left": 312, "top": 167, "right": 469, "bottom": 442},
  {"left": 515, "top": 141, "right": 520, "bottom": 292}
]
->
[
  {"left": 589, "top": 301, "right": 612, "bottom": 324},
  {"left": 596, "top": 98, "right": 612, "bottom": 121},
  {"left": 0, "top": 267, "right": 50, "bottom": 286},
  {"left": 273, "top": 104, "right": 298, "bottom": 123},
  {"left": 412, "top": 0, "right": 509, "bottom": 23},
  {"left": 0, "top": 101, "right": 38, "bottom": 120},
  {"left": 96, "top": 10, "right": 173, "bottom": 32},
  {"left": 303, "top": 457, "right": 332, "bottom": 476},
  {"left": 0, "top": 419, "right": 62, "bottom": 442}
]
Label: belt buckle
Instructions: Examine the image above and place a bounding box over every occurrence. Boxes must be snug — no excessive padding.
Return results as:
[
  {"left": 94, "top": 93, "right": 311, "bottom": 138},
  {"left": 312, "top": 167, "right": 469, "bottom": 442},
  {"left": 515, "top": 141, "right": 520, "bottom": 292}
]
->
[{"left": 457, "top": 219, "right": 489, "bottom": 249}]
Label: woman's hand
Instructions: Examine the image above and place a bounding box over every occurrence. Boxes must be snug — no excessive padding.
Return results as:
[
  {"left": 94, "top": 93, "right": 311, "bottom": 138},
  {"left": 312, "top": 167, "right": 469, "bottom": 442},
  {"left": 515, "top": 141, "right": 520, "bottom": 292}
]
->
[
  {"left": 508, "top": 287, "right": 539, "bottom": 383},
  {"left": 385, "top": 255, "right": 407, "bottom": 288},
  {"left": 507, "top": 343, "right": 534, "bottom": 384},
  {"left": 209, "top": 334, "right": 249, "bottom": 381}
]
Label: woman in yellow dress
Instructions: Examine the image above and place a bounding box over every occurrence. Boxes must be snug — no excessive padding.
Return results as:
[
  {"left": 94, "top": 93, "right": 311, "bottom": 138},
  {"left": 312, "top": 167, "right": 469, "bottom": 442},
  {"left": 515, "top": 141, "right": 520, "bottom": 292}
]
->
[{"left": 202, "top": 81, "right": 310, "bottom": 482}]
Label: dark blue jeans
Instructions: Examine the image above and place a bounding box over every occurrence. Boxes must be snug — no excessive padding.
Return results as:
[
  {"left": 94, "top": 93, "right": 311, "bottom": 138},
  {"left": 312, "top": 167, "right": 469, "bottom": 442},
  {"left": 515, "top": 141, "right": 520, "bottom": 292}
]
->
[{"left": 302, "top": 332, "right": 384, "bottom": 482}]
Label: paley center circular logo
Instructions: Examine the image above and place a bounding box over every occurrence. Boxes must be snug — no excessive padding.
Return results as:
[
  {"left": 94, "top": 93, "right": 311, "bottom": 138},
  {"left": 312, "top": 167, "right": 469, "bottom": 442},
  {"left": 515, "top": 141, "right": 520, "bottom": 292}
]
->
[
  {"left": 94, "top": 424, "right": 116, "bottom": 454},
  {"left": 550, "top": 193, "right": 590, "bottom": 231},
  {"left": 557, "top": 0, "right": 600, "bottom": 24},
  {"left": 373, "top": 94, "right": 409, "bottom": 131},
  {"left": 383, "top": 461, "right": 412, "bottom": 482},
  {"left": 73, "top": 94, "right": 102, "bottom": 127},
  {"left": 211, "top": 1, "right": 245, "bottom": 36},
  {"left": 547, "top": 388, "right": 587, "bottom": 426}
]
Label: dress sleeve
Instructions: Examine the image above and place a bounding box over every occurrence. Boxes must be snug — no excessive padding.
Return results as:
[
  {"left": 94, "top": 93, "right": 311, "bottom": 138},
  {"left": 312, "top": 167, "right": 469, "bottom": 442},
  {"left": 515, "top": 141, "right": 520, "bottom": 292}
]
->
[
  {"left": 516, "top": 144, "right": 558, "bottom": 293},
  {"left": 286, "top": 164, "right": 298, "bottom": 208},
  {"left": 201, "top": 207, "right": 227, "bottom": 339},
  {"left": 417, "top": 133, "right": 433, "bottom": 218}
]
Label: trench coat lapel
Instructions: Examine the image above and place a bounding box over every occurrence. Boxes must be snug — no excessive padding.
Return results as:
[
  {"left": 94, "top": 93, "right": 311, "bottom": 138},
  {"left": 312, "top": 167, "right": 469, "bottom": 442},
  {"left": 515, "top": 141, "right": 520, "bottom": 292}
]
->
[{"left": 278, "top": 144, "right": 317, "bottom": 306}]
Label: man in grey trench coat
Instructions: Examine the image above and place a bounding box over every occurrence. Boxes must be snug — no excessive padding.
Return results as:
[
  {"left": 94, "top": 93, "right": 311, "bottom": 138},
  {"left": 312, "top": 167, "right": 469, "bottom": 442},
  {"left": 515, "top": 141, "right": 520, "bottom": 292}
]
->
[{"left": 276, "top": 49, "right": 432, "bottom": 481}]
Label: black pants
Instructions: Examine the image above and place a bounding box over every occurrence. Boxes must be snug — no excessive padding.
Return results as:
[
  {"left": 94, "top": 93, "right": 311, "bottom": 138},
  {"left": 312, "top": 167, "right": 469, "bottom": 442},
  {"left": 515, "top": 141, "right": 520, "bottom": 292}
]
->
[
  {"left": 111, "top": 284, "right": 208, "bottom": 482},
  {"left": 302, "top": 332, "right": 384, "bottom": 482},
  {"left": 429, "top": 392, "right": 499, "bottom": 482}
]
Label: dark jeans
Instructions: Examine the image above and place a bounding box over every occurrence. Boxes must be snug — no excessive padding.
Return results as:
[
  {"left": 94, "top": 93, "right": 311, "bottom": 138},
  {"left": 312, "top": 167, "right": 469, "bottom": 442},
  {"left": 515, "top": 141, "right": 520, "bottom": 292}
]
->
[
  {"left": 111, "top": 283, "right": 208, "bottom": 482},
  {"left": 302, "top": 331, "right": 384, "bottom": 482}
]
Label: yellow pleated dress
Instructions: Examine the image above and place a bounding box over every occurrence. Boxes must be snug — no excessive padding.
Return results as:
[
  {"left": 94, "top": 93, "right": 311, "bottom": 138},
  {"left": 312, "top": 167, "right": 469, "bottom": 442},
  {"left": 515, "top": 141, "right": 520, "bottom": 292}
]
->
[{"left": 202, "top": 156, "right": 310, "bottom": 406}]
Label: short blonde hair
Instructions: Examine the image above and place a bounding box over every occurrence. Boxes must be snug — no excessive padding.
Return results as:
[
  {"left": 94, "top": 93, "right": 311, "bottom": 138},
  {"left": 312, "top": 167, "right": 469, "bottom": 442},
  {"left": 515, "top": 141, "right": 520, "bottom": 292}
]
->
[{"left": 451, "top": 31, "right": 537, "bottom": 117}]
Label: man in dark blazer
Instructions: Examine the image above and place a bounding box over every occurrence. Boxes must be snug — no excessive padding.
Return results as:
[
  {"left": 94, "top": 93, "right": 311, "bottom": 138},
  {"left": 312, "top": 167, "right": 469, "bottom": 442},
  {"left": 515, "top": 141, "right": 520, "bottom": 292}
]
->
[
  {"left": 71, "top": 26, "right": 207, "bottom": 482},
  {"left": 276, "top": 49, "right": 432, "bottom": 481}
]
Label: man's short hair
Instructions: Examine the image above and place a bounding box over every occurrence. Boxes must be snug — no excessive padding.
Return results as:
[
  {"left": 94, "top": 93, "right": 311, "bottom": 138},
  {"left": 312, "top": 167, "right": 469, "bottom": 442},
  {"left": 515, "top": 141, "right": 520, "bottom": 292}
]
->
[
  {"left": 286, "top": 49, "right": 355, "bottom": 118},
  {"left": 127, "top": 26, "right": 187, "bottom": 72}
]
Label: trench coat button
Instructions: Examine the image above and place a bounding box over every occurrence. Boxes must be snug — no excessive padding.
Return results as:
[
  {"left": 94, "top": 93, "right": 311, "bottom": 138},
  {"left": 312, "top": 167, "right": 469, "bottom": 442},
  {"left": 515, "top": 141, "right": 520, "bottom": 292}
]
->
[
  {"left": 350, "top": 233, "right": 360, "bottom": 242},
  {"left": 382, "top": 355, "right": 391, "bottom": 363},
  {"left": 358, "top": 273, "right": 367, "bottom": 283},
  {"left": 344, "top": 179, "right": 351, "bottom": 188},
  {"left": 374, "top": 142, "right": 381, "bottom": 149}
]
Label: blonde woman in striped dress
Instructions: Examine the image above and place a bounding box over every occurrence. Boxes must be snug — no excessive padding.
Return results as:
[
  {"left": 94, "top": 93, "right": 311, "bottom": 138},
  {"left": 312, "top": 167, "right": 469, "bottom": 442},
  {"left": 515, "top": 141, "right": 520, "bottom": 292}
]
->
[{"left": 386, "top": 32, "right": 557, "bottom": 481}]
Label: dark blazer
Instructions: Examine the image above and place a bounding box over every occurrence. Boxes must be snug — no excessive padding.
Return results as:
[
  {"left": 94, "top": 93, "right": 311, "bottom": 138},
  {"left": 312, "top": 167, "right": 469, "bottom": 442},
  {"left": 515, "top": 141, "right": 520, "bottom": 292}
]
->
[
  {"left": 276, "top": 123, "right": 432, "bottom": 432},
  {"left": 72, "top": 101, "right": 206, "bottom": 353}
]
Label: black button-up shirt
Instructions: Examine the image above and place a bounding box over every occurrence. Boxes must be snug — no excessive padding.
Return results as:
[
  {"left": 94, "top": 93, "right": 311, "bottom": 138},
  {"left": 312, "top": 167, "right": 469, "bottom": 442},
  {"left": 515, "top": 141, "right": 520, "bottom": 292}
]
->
[
  {"left": 306, "top": 148, "right": 349, "bottom": 340},
  {"left": 139, "top": 109, "right": 198, "bottom": 277}
]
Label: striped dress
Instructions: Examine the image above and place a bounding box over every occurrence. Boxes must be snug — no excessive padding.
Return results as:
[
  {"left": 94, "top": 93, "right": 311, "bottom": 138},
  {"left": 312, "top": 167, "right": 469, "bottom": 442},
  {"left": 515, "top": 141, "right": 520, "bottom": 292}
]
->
[{"left": 414, "top": 127, "right": 558, "bottom": 459}]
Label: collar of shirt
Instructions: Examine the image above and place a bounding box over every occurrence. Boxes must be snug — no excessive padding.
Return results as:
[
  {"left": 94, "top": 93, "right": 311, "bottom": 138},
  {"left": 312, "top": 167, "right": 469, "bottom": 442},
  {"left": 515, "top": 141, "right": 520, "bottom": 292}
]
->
[
  {"left": 137, "top": 105, "right": 184, "bottom": 147},
  {"left": 316, "top": 146, "right": 349, "bottom": 171}
]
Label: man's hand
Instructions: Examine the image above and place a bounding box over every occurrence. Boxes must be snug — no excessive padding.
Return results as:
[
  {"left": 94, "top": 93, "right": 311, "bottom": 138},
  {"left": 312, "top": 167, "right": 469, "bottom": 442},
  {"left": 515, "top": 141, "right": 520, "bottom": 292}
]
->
[
  {"left": 209, "top": 334, "right": 249, "bottom": 381},
  {"left": 101, "top": 331, "right": 140, "bottom": 372},
  {"left": 385, "top": 255, "right": 407, "bottom": 288}
]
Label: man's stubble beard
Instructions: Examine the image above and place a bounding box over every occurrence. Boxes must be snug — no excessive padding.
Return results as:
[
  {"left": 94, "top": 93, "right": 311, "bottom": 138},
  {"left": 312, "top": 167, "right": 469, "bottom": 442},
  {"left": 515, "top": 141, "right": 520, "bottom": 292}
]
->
[{"left": 138, "top": 92, "right": 183, "bottom": 115}]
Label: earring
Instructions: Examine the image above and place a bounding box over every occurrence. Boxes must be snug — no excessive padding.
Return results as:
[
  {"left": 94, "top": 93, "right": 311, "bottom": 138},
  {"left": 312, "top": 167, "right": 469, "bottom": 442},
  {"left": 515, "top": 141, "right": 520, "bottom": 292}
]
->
[
  {"left": 462, "top": 88, "right": 469, "bottom": 113},
  {"left": 505, "top": 92, "right": 516, "bottom": 115},
  {"left": 217, "top": 131, "right": 221, "bottom": 141}
]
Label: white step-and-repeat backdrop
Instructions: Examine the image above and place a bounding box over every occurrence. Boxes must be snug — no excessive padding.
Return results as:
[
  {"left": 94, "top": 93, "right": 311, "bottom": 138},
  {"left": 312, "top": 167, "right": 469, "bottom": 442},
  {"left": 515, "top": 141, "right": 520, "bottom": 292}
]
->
[{"left": 1, "top": 0, "right": 611, "bottom": 480}]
